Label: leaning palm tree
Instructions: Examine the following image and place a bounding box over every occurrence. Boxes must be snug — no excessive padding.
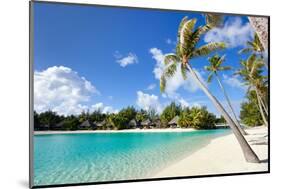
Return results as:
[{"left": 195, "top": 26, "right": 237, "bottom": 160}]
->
[
  {"left": 236, "top": 55, "right": 268, "bottom": 126},
  {"left": 239, "top": 33, "right": 267, "bottom": 69},
  {"left": 205, "top": 55, "right": 248, "bottom": 135},
  {"left": 161, "top": 16, "right": 260, "bottom": 163}
]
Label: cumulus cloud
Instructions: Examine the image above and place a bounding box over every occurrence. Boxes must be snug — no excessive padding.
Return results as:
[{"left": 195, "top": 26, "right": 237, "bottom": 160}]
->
[
  {"left": 146, "top": 83, "right": 156, "bottom": 90},
  {"left": 136, "top": 91, "right": 162, "bottom": 113},
  {"left": 222, "top": 74, "right": 246, "bottom": 90},
  {"left": 204, "top": 17, "right": 254, "bottom": 48},
  {"left": 149, "top": 47, "right": 204, "bottom": 99},
  {"left": 91, "top": 102, "right": 118, "bottom": 114},
  {"left": 34, "top": 66, "right": 100, "bottom": 115},
  {"left": 114, "top": 51, "right": 138, "bottom": 67}
]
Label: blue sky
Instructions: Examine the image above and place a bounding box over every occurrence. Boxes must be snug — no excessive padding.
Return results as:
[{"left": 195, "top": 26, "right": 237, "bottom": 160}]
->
[{"left": 33, "top": 2, "right": 256, "bottom": 116}]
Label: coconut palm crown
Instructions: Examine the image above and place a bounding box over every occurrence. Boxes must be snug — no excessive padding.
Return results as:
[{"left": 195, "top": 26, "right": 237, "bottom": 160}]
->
[
  {"left": 205, "top": 54, "right": 231, "bottom": 83},
  {"left": 160, "top": 16, "right": 226, "bottom": 92}
]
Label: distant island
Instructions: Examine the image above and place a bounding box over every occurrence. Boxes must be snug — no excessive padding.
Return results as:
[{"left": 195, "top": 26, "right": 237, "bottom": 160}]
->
[{"left": 34, "top": 101, "right": 259, "bottom": 132}]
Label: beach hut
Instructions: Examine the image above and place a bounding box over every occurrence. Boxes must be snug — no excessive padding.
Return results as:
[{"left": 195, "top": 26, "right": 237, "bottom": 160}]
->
[
  {"left": 141, "top": 119, "right": 152, "bottom": 129},
  {"left": 128, "top": 119, "right": 138, "bottom": 129},
  {"left": 79, "top": 120, "right": 96, "bottom": 130},
  {"left": 52, "top": 121, "right": 64, "bottom": 130},
  {"left": 153, "top": 118, "right": 161, "bottom": 128},
  {"left": 168, "top": 116, "right": 179, "bottom": 128},
  {"left": 39, "top": 124, "right": 49, "bottom": 131},
  {"left": 96, "top": 120, "right": 106, "bottom": 129}
]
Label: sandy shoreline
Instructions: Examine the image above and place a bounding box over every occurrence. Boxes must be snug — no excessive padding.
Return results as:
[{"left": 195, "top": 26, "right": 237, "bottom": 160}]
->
[
  {"left": 34, "top": 128, "right": 197, "bottom": 135},
  {"left": 153, "top": 126, "right": 268, "bottom": 178}
]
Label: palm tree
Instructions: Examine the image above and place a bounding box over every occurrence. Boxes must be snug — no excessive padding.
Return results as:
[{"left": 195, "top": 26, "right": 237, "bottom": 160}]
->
[
  {"left": 160, "top": 16, "right": 260, "bottom": 163},
  {"left": 236, "top": 55, "right": 268, "bottom": 126},
  {"left": 205, "top": 55, "right": 248, "bottom": 135},
  {"left": 239, "top": 33, "right": 268, "bottom": 69}
]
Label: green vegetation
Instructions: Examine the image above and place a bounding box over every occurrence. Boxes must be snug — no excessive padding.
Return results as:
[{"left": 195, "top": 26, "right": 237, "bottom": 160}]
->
[
  {"left": 34, "top": 102, "right": 220, "bottom": 131},
  {"left": 178, "top": 106, "right": 216, "bottom": 129},
  {"left": 240, "top": 90, "right": 263, "bottom": 126}
]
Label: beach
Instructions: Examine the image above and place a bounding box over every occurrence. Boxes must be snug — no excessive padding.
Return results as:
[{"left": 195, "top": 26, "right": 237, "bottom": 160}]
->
[
  {"left": 34, "top": 128, "right": 197, "bottom": 135},
  {"left": 153, "top": 126, "right": 268, "bottom": 178}
]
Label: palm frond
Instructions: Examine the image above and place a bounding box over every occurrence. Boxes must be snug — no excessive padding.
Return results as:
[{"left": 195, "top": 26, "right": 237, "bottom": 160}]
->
[
  {"left": 191, "top": 42, "right": 226, "bottom": 58},
  {"left": 160, "top": 75, "right": 166, "bottom": 93},
  {"left": 239, "top": 48, "right": 252, "bottom": 54},
  {"left": 207, "top": 73, "right": 214, "bottom": 83},
  {"left": 218, "top": 66, "right": 231, "bottom": 71},
  {"left": 164, "top": 62, "right": 177, "bottom": 78},
  {"left": 179, "top": 18, "right": 197, "bottom": 54},
  {"left": 164, "top": 54, "right": 179, "bottom": 65},
  {"left": 205, "top": 13, "right": 223, "bottom": 28}
]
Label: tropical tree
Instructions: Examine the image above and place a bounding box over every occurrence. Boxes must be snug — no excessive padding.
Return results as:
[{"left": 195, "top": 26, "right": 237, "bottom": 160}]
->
[
  {"left": 236, "top": 54, "right": 268, "bottom": 126},
  {"left": 178, "top": 106, "right": 216, "bottom": 129},
  {"left": 160, "top": 16, "right": 260, "bottom": 163},
  {"left": 160, "top": 102, "right": 181, "bottom": 127},
  {"left": 240, "top": 90, "right": 263, "bottom": 126},
  {"left": 239, "top": 33, "right": 267, "bottom": 69},
  {"left": 205, "top": 54, "right": 247, "bottom": 135}
]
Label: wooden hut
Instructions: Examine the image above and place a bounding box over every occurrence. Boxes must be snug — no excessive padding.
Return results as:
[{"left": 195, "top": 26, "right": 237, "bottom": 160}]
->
[
  {"left": 79, "top": 120, "right": 96, "bottom": 130},
  {"left": 141, "top": 119, "right": 152, "bottom": 129},
  {"left": 95, "top": 120, "right": 106, "bottom": 129},
  {"left": 52, "top": 121, "right": 64, "bottom": 130},
  {"left": 128, "top": 119, "right": 138, "bottom": 129},
  {"left": 153, "top": 118, "right": 161, "bottom": 128},
  {"left": 168, "top": 116, "right": 179, "bottom": 128}
]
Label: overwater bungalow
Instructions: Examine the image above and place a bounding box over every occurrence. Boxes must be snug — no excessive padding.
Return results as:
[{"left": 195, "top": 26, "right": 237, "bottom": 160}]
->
[
  {"left": 168, "top": 116, "right": 180, "bottom": 128},
  {"left": 79, "top": 120, "right": 96, "bottom": 130}
]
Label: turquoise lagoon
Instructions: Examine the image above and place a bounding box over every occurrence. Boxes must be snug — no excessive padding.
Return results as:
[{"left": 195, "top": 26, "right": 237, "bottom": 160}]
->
[{"left": 34, "top": 129, "right": 230, "bottom": 186}]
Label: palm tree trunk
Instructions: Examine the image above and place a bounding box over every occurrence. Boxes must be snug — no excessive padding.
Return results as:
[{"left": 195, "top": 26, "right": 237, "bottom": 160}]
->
[
  {"left": 255, "top": 88, "right": 268, "bottom": 116},
  {"left": 215, "top": 74, "right": 248, "bottom": 135},
  {"left": 255, "top": 89, "right": 268, "bottom": 127},
  {"left": 187, "top": 64, "right": 260, "bottom": 163}
]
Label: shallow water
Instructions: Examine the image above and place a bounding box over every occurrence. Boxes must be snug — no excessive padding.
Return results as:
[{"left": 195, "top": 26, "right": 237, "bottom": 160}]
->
[{"left": 34, "top": 129, "right": 230, "bottom": 186}]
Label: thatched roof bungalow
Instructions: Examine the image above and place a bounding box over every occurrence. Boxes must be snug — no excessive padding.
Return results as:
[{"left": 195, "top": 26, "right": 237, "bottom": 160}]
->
[
  {"left": 96, "top": 120, "right": 106, "bottom": 128},
  {"left": 79, "top": 120, "right": 96, "bottom": 130},
  {"left": 128, "top": 119, "right": 138, "bottom": 128},
  {"left": 52, "top": 121, "right": 64, "bottom": 130},
  {"left": 168, "top": 116, "right": 179, "bottom": 128}
]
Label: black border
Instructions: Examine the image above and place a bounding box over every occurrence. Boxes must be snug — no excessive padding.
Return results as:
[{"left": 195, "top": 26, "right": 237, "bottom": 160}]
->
[{"left": 29, "top": 1, "right": 270, "bottom": 188}]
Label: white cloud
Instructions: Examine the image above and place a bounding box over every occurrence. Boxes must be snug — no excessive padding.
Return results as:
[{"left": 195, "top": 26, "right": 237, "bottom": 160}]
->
[
  {"left": 114, "top": 51, "right": 138, "bottom": 67},
  {"left": 34, "top": 66, "right": 100, "bottom": 115},
  {"left": 204, "top": 17, "right": 254, "bottom": 48},
  {"left": 146, "top": 83, "right": 156, "bottom": 90},
  {"left": 178, "top": 98, "right": 189, "bottom": 108},
  {"left": 91, "top": 102, "right": 118, "bottom": 114},
  {"left": 222, "top": 74, "right": 246, "bottom": 90},
  {"left": 136, "top": 91, "right": 162, "bottom": 113},
  {"left": 149, "top": 47, "right": 204, "bottom": 99}
]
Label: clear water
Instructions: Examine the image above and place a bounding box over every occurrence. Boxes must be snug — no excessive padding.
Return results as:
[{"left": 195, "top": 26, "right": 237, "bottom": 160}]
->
[{"left": 34, "top": 129, "right": 230, "bottom": 186}]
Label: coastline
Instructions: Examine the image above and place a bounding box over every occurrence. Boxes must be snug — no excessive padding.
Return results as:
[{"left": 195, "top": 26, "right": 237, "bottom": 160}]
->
[
  {"left": 153, "top": 126, "right": 268, "bottom": 178},
  {"left": 34, "top": 128, "right": 197, "bottom": 135}
]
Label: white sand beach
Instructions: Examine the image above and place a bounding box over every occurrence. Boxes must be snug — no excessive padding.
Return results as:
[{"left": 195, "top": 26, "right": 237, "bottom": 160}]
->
[
  {"left": 34, "top": 128, "right": 197, "bottom": 135},
  {"left": 153, "top": 126, "right": 268, "bottom": 178}
]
